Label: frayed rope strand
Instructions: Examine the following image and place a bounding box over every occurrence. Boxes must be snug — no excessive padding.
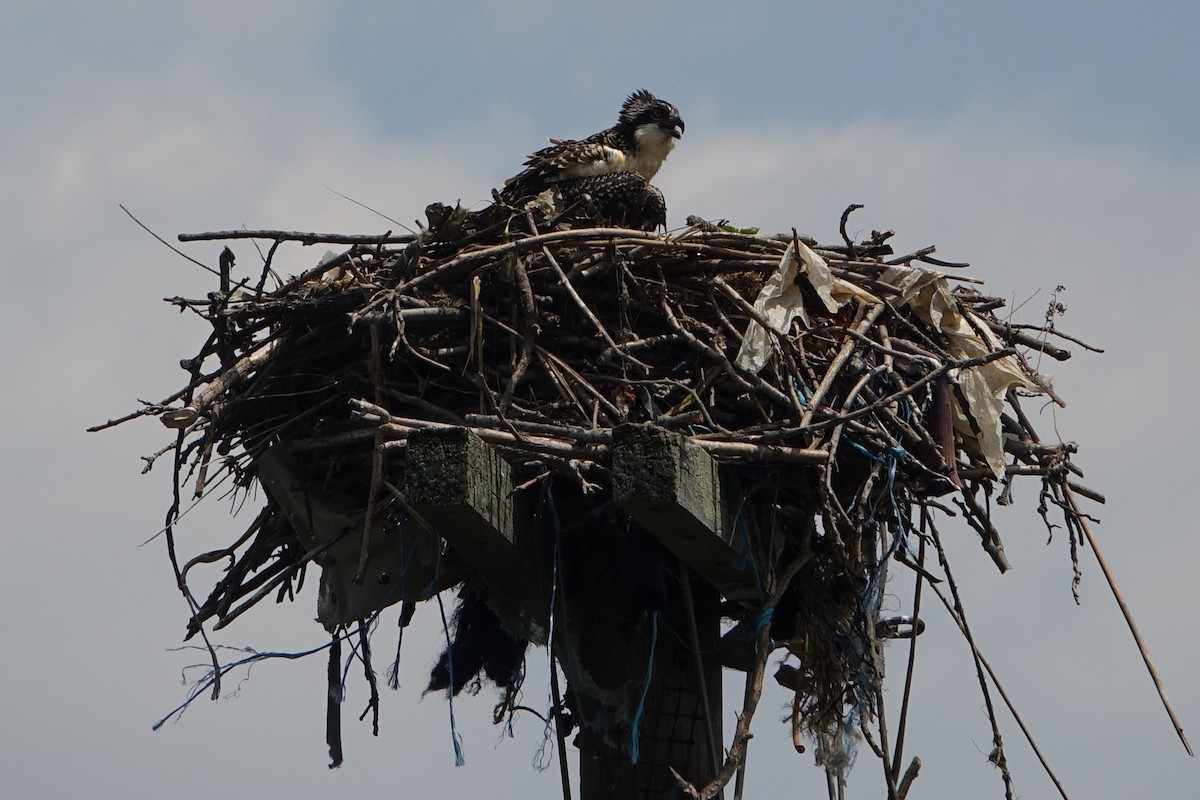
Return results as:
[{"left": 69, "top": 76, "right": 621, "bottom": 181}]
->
[
  {"left": 435, "top": 592, "right": 467, "bottom": 766},
  {"left": 154, "top": 641, "right": 341, "bottom": 730},
  {"left": 629, "top": 610, "right": 660, "bottom": 765}
]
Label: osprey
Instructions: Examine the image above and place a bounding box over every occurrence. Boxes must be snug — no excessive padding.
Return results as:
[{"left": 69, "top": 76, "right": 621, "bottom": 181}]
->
[
  {"left": 554, "top": 171, "right": 666, "bottom": 231},
  {"left": 502, "top": 89, "right": 684, "bottom": 200}
]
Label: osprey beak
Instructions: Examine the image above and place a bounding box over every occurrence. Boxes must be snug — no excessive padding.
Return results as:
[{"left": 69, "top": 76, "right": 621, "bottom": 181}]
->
[{"left": 669, "top": 116, "right": 685, "bottom": 139}]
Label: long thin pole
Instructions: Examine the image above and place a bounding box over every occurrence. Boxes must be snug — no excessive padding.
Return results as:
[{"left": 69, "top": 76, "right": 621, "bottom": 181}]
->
[{"left": 1065, "top": 488, "right": 1193, "bottom": 756}]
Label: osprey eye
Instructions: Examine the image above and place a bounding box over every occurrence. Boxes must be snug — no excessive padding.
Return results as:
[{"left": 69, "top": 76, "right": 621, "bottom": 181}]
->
[{"left": 652, "top": 109, "right": 665, "bottom": 118}]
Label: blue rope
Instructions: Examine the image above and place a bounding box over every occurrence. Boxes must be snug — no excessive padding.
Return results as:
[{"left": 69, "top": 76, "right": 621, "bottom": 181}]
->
[
  {"left": 154, "top": 642, "right": 341, "bottom": 730},
  {"left": 755, "top": 607, "right": 776, "bottom": 650},
  {"left": 435, "top": 593, "right": 466, "bottom": 766},
  {"left": 538, "top": 483, "right": 605, "bottom": 737},
  {"left": 733, "top": 509, "right": 764, "bottom": 600},
  {"left": 629, "top": 610, "right": 659, "bottom": 764},
  {"left": 421, "top": 533, "right": 444, "bottom": 601},
  {"left": 863, "top": 450, "right": 903, "bottom": 612},
  {"left": 793, "top": 377, "right": 809, "bottom": 406},
  {"left": 156, "top": 513, "right": 444, "bottom": 734},
  {"left": 997, "top": 475, "right": 1015, "bottom": 505}
]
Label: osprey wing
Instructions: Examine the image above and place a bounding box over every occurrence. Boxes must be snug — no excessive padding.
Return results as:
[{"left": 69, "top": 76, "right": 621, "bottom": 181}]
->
[{"left": 502, "top": 131, "right": 627, "bottom": 199}]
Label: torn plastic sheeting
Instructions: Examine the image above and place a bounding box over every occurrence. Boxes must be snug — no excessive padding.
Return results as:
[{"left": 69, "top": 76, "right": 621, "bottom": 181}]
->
[
  {"left": 735, "top": 240, "right": 877, "bottom": 374},
  {"left": 878, "top": 266, "right": 1044, "bottom": 477},
  {"left": 738, "top": 251, "right": 1048, "bottom": 478}
]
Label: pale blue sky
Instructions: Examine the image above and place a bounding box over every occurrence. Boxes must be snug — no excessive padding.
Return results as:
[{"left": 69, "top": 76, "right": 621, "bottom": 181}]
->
[{"left": 2, "top": 2, "right": 1197, "bottom": 798}]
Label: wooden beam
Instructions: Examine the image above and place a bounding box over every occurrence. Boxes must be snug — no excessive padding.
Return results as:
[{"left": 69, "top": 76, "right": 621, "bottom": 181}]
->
[
  {"left": 403, "top": 427, "right": 540, "bottom": 611},
  {"left": 255, "top": 443, "right": 451, "bottom": 629},
  {"left": 612, "top": 423, "right": 753, "bottom": 597}
]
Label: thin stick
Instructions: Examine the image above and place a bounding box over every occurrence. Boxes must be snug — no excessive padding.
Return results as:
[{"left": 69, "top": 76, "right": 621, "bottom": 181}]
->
[
  {"left": 548, "top": 655, "right": 574, "bottom": 800},
  {"left": 678, "top": 565, "right": 724, "bottom": 799},
  {"left": 179, "top": 229, "right": 414, "bottom": 245},
  {"left": 799, "top": 303, "right": 887, "bottom": 428},
  {"left": 929, "top": 518, "right": 1015, "bottom": 800},
  {"left": 1007, "top": 390, "right": 1188, "bottom": 754},
  {"left": 541, "top": 245, "right": 648, "bottom": 370},
  {"left": 120, "top": 204, "right": 221, "bottom": 277},
  {"left": 890, "top": 530, "right": 926, "bottom": 782},
  {"left": 500, "top": 254, "right": 538, "bottom": 412},
  {"left": 1064, "top": 487, "right": 1194, "bottom": 756},
  {"left": 927, "top": 583, "right": 1072, "bottom": 799},
  {"left": 355, "top": 325, "right": 387, "bottom": 585},
  {"left": 160, "top": 337, "right": 285, "bottom": 428},
  {"left": 873, "top": 683, "right": 902, "bottom": 800},
  {"left": 671, "top": 552, "right": 814, "bottom": 800},
  {"left": 397, "top": 227, "right": 657, "bottom": 293}
]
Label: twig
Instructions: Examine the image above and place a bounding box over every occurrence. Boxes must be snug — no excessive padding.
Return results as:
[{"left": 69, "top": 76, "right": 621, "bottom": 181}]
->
[
  {"left": 541, "top": 244, "right": 648, "bottom": 371},
  {"left": 839, "top": 204, "right": 864, "bottom": 258},
  {"left": 120, "top": 204, "right": 221, "bottom": 277},
  {"left": 985, "top": 319, "right": 1072, "bottom": 361},
  {"left": 897, "top": 758, "right": 921, "bottom": 799},
  {"left": 929, "top": 518, "right": 1015, "bottom": 800},
  {"left": 355, "top": 325, "right": 387, "bottom": 585},
  {"left": 799, "top": 303, "right": 887, "bottom": 428},
  {"left": 955, "top": 489, "right": 1013, "bottom": 573},
  {"left": 890, "top": 529, "right": 926, "bottom": 784},
  {"left": 179, "top": 229, "right": 415, "bottom": 245},
  {"left": 927, "top": 578, "right": 1072, "bottom": 799},
  {"left": 679, "top": 565, "right": 724, "bottom": 797},
  {"left": 1063, "top": 487, "right": 1193, "bottom": 756},
  {"left": 673, "top": 551, "right": 815, "bottom": 800},
  {"left": 160, "top": 337, "right": 285, "bottom": 429},
  {"left": 500, "top": 254, "right": 539, "bottom": 412}
]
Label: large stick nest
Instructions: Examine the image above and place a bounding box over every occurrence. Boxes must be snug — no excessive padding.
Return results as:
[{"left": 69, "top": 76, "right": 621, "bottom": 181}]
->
[{"left": 103, "top": 199, "right": 1102, "bottom": 783}]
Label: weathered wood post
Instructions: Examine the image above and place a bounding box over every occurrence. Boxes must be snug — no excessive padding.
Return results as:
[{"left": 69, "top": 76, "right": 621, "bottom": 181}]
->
[
  {"left": 568, "top": 424, "right": 750, "bottom": 800},
  {"left": 401, "top": 423, "right": 756, "bottom": 799}
]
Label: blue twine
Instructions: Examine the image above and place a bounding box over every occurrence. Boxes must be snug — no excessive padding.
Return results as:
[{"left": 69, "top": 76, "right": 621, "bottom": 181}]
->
[
  {"left": 629, "top": 611, "right": 659, "bottom": 764},
  {"left": 842, "top": 437, "right": 879, "bottom": 463},
  {"left": 733, "top": 510, "right": 764, "bottom": 600},
  {"left": 435, "top": 593, "right": 466, "bottom": 766},
  {"left": 420, "top": 532, "right": 445, "bottom": 601},
  {"left": 155, "top": 511, "right": 440, "bottom": 734},
  {"left": 153, "top": 642, "right": 341, "bottom": 730},
  {"left": 755, "top": 607, "right": 776, "bottom": 650},
  {"left": 793, "top": 377, "right": 809, "bottom": 406},
  {"left": 537, "top": 482, "right": 604, "bottom": 737},
  {"left": 839, "top": 440, "right": 917, "bottom": 635}
]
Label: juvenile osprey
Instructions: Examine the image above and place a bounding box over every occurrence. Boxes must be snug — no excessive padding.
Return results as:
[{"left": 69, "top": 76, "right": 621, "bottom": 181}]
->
[
  {"left": 554, "top": 171, "right": 666, "bottom": 231},
  {"left": 502, "top": 89, "right": 684, "bottom": 200}
]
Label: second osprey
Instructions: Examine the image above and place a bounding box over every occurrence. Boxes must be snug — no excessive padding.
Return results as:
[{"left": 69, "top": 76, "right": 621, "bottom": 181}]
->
[{"left": 502, "top": 89, "right": 684, "bottom": 200}]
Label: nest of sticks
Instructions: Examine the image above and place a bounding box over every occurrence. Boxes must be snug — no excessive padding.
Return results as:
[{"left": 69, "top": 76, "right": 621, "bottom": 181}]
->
[{"left": 103, "top": 198, "right": 1108, "bottom": 790}]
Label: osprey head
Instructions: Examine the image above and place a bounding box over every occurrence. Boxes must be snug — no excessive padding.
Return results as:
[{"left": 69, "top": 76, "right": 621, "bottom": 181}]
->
[{"left": 619, "top": 89, "right": 685, "bottom": 140}]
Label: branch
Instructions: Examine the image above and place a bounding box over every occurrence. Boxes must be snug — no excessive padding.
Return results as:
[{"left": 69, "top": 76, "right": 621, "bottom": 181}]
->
[{"left": 178, "top": 229, "right": 415, "bottom": 245}]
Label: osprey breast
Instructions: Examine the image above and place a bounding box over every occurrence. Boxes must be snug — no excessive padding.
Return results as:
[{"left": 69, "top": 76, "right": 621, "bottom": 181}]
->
[{"left": 627, "top": 124, "right": 678, "bottom": 181}]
